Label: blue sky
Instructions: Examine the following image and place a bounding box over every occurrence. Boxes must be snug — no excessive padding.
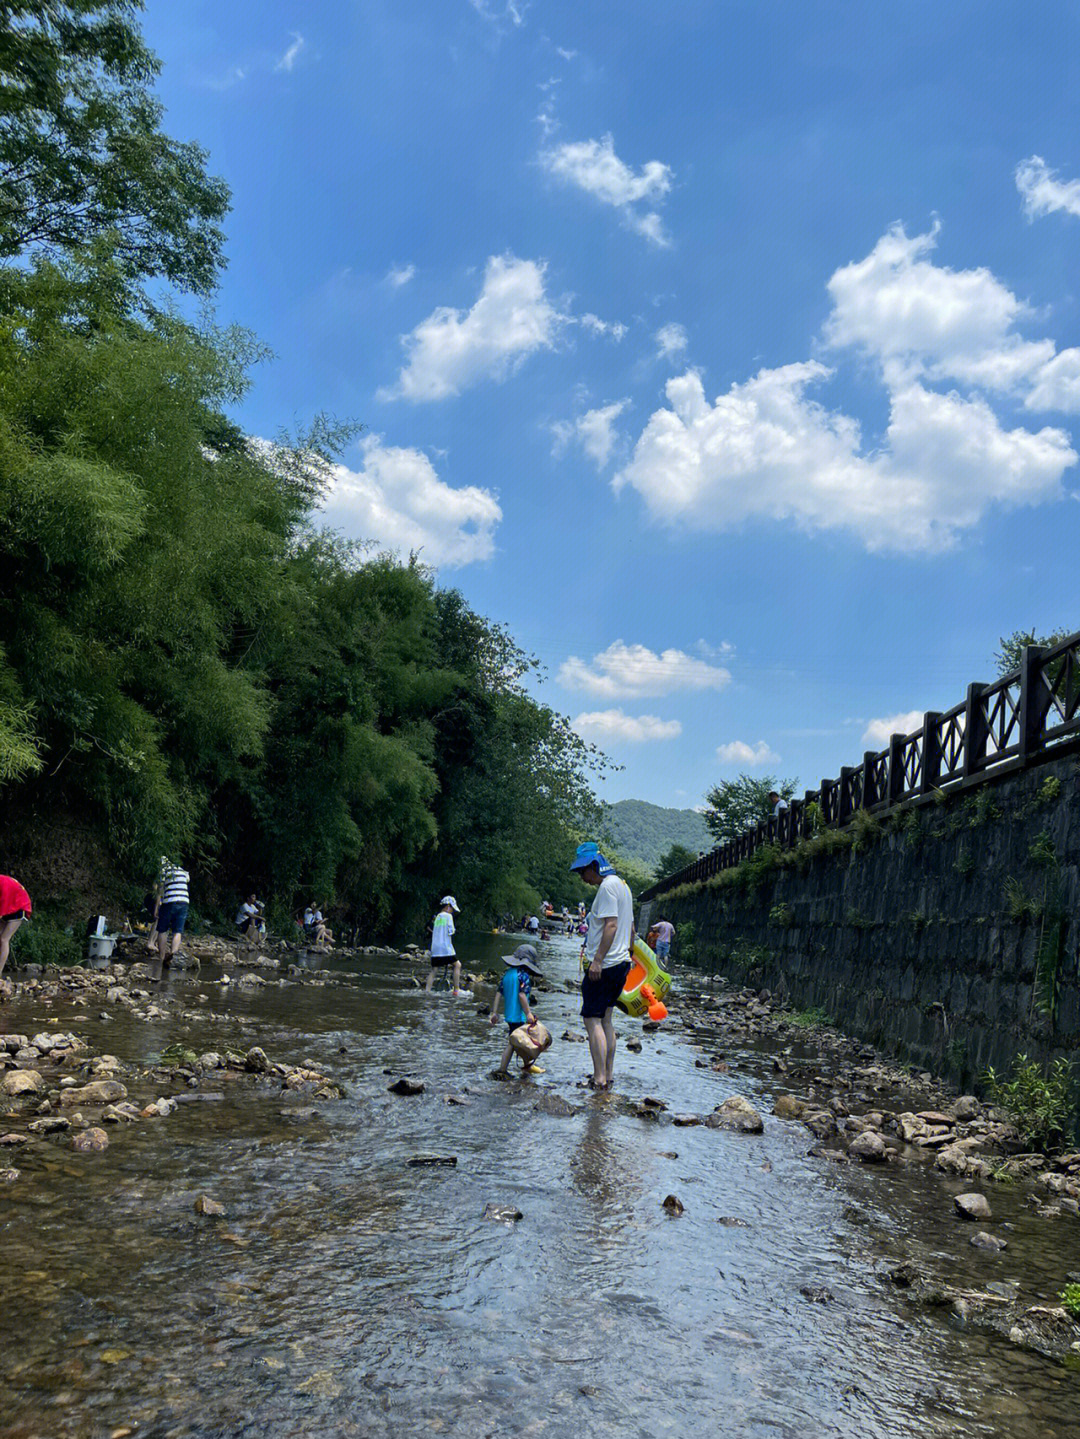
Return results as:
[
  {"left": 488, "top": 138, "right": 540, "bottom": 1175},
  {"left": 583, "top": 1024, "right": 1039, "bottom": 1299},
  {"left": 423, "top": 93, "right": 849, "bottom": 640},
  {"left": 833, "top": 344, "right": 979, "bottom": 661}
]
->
[{"left": 144, "top": 0, "right": 1080, "bottom": 808}]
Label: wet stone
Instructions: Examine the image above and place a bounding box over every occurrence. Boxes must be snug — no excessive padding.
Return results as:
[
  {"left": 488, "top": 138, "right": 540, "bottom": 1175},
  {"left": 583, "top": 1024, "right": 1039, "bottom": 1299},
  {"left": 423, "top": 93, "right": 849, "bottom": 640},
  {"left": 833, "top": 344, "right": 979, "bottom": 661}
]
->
[
  {"left": 955, "top": 1192, "right": 992, "bottom": 1221},
  {"left": 388, "top": 1077, "right": 425, "bottom": 1096},
  {"left": 71, "top": 1127, "right": 109, "bottom": 1153},
  {"left": 706, "top": 1096, "right": 764, "bottom": 1134},
  {"left": 194, "top": 1196, "right": 226, "bottom": 1216},
  {"left": 970, "top": 1230, "right": 1008, "bottom": 1250},
  {"left": 534, "top": 1093, "right": 579, "bottom": 1117},
  {"left": 848, "top": 1131, "right": 888, "bottom": 1163},
  {"left": 407, "top": 1153, "right": 457, "bottom": 1167},
  {"left": 1, "top": 1070, "right": 44, "bottom": 1097},
  {"left": 483, "top": 1203, "right": 522, "bottom": 1222},
  {"left": 799, "top": 1286, "right": 835, "bottom": 1303},
  {"left": 662, "top": 1194, "right": 684, "bottom": 1215}
]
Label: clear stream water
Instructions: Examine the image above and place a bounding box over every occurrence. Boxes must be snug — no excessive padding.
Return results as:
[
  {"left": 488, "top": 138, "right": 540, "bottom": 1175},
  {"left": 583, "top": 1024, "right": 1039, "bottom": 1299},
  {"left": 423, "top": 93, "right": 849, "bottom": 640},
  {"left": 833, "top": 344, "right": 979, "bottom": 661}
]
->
[{"left": 1, "top": 930, "right": 1078, "bottom": 1438}]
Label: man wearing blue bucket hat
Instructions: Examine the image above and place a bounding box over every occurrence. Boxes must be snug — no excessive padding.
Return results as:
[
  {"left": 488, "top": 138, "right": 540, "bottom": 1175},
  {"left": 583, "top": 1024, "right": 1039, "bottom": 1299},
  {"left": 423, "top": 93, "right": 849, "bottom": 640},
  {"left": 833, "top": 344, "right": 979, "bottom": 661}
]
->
[{"left": 569, "top": 842, "right": 635, "bottom": 1090}]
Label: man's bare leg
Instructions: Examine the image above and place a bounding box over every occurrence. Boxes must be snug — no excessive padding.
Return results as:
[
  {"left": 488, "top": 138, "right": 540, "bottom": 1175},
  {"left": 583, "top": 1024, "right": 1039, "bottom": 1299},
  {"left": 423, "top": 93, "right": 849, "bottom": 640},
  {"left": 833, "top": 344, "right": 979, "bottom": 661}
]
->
[
  {"left": 451, "top": 960, "right": 462, "bottom": 994},
  {"left": 425, "top": 966, "right": 436, "bottom": 993},
  {"left": 602, "top": 1009, "right": 617, "bottom": 1086},
  {"left": 584, "top": 1015, "right": 608, "bottom": 1088}
]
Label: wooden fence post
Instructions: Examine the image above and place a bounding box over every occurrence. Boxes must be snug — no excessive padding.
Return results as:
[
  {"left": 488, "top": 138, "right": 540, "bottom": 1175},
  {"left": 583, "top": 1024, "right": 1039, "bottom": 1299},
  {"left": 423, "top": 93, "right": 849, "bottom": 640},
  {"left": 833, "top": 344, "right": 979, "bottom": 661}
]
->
[
  {"left": 862, "top": 751, "right": 877, "bottom": 808},
  {"left": 838, "top": 767, "right": 854, "bottom": 823},
  {"left": 920, "top": 713, "right": 942, "bottom": 794},
  {"left": 963, "top": 682, "right": 988, "bottom": 779},
  {"left": 887, "top": 733, "right": 906, "bottom": 804},
  {"left": 1018, "top": 645, "right": 1049, "bottom": 763}
]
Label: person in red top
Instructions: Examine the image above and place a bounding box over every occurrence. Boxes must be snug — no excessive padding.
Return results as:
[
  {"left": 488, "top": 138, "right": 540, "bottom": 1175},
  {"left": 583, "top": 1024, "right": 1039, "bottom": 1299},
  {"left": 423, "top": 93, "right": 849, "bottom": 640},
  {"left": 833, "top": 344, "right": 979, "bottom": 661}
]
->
[{"left": 0, "top": 875, "right": 32, "bottom": 977}]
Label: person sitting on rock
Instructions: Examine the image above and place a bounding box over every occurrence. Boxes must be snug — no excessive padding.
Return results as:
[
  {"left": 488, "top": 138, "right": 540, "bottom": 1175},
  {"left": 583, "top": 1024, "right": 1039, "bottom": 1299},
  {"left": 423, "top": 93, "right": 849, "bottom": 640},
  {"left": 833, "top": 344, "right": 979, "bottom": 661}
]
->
[
  {"left": 0, "top": 874, "right": 31, "bottom": 978},
  {"left": 488, "top": 944, "right": 544, "bottom": 1076},
  {"left": 236, "top": 894, "right": 266, "bottom": 952},
  {"left": 303, "top": 904, "right": 331, "bottom": 948}
]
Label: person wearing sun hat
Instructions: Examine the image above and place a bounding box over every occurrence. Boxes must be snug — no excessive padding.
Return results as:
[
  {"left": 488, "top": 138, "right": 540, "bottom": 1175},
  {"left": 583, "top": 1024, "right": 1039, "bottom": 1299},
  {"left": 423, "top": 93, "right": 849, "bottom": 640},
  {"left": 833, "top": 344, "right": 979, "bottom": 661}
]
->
[
  {"left": 488, "top": 943, "right": 545, "bottom": 1076},
  {"left": 425, "top": 894, "right": 463, "bottom": 994},
  {"left": 570, "top": 842, "right": 636, "bottom": 1091}
]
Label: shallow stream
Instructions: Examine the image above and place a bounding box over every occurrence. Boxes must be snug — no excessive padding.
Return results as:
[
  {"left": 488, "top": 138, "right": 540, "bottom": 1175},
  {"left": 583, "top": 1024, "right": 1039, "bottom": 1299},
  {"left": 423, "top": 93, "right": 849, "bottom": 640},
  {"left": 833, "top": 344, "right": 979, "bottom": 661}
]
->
[{"left": 1, "top": 931, "right": 1078, "bottom": 1438}]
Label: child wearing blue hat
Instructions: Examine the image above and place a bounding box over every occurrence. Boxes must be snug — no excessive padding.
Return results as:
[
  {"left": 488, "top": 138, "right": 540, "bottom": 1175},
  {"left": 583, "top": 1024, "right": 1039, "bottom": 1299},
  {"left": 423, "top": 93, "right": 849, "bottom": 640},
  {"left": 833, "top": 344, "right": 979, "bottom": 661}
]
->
[{"left": 489, "top": 944, "right": 544, "bottom": 1076}]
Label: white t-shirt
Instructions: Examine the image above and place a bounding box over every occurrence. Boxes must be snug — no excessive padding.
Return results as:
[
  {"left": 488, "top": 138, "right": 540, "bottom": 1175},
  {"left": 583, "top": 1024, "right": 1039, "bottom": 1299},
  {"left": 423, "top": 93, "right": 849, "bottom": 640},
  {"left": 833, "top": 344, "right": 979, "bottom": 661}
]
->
[
  {"left": 431, "top": 910, "right": 455, "bottom": 957},
  {"left": 236, "top": 902, "right": 259, "bottom": 925},
  {"left": 773, "top": 799, "right": 789, "bottom": 816},
  {"left": 585, "top": 875, "right": 634, "bottom": 968}
]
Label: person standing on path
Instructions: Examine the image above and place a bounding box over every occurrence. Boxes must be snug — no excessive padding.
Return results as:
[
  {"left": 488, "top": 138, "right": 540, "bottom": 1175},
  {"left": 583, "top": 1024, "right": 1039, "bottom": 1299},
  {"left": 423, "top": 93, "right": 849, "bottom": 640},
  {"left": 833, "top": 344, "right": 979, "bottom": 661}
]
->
[
  {"left": 652, "top": 917, "right": 674, "bottom": 963},
  {"left": 425, "top": 895, "right": 461, "bottom": 995},
  {"left": 152, "top": 857, "right": 189, "bottom": 981},
  {"left": 0, "top": 874, "right": 31, "bottom": 978},
  {"left": 570, "top": 843, "right": 635, "bottom": 1091}
]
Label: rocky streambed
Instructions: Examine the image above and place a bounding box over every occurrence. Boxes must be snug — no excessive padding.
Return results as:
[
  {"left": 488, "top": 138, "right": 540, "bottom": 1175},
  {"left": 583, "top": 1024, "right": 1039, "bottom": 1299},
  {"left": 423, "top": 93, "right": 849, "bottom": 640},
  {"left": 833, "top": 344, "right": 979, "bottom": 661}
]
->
[{"left": 0, "top": 932, "right": 1078, "bottom": 1438}]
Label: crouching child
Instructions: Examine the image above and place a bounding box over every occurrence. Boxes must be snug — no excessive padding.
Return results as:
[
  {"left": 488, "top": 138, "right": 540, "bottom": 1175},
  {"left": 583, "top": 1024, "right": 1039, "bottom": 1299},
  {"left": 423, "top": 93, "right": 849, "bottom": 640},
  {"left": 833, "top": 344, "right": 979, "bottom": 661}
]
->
[{"left": 489, "top": 944, "right": 547, "bottom": 1076}]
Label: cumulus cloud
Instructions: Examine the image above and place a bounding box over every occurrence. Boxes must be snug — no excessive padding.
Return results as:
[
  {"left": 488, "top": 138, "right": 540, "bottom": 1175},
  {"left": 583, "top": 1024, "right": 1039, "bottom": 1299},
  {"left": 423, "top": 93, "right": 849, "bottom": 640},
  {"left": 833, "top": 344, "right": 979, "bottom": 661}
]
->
[
  {"left": 385, "top": 263, "right": 416, "bottom": 289},
  {"left": 275, "top": 33, "right": 305, "bottom": 72},
  {"left": 559, "top": 640, "right": 731, "bottom": 698},
  {"left": 616, "top": 221, "right": 1080, "bottom": 553},
  {"left": 656, "top": 323, "right": 688, "bottom": 359},
  {"left": 716, "top": 740, "right": 780, "bottom": 766},
  {"left": 320, "top": 436, "right": 501, "bottom": 567},
  {"left": 540, "top": 134, "right": 673, "bottom": 246},
  {"left": 572, "top": 709, "right": 682, "bottom": 743},
  {"left": 616, "top": 363, "right": 1074, "bottom": 554},
  {"left": 862, "top": 711, "right": 925, "bottom": 747},
  {"left": 379, "top": 254, "right": 566, "bottom": 402},
  {"left": 552, "top": 400, "right": 630, "bottom": 469},
  {"left": 1016, "top": 156, "right": 1080, "bottom": 221}
]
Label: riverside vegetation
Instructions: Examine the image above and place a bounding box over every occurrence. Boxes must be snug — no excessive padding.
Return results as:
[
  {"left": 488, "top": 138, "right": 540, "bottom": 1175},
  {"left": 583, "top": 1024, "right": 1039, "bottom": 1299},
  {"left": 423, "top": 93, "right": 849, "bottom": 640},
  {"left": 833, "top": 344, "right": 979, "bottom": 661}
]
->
[{"left": 0, "top": 2, "right": 618, "bottom": 940}]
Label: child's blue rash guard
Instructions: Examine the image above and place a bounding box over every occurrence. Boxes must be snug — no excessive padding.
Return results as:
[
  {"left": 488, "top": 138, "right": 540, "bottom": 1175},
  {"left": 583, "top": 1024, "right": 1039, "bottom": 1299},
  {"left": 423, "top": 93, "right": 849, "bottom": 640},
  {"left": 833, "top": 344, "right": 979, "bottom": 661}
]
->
[{"left": 500, "top": 967, "right": 532, "bottom": 1024}]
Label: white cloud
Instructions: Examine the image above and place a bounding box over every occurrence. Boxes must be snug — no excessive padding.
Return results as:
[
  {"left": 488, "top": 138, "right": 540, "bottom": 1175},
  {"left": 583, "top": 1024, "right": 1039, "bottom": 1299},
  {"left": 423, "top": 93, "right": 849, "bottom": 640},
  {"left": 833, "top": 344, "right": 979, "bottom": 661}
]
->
[
  {"left": 580, "top": 312, "right": 627, "bottom": 340},
  {"left": 656, "top": 323, "right": 688, "bottom": 359},
  {"left": 862, "top": 711, "right": 924, "bottom": 747},
  {"left": 572, "top": 709, "right": 682, "bottom": 743},
  {"left": 1016, "top": 156, "right": 1080, "bottom": 221},
  {"left": 469, "top": 0, "right": 527, "bottom": 25},
  {"left": 552, "top": 400, "right": 630, "bottom": 469},
  {"left": 824, "top": 222, "right": 1054, "bottom": 394},
  {"left": 385, "top": 263, "right": 416, "bottom": 289},
  {"left": 618, "top": 220, "right": 1080, "bottom": 553},
  {"left": 559, "top": 640, "right": 731, "bottom": 698},
  {"left": 541, "top": 134, "right": 673, "bottom": 246},
  {"left": 320, "top": 436, "right": 501, "bottom": 567},
  {"left": 716, "top": 740, "right": 780, "bottom": 767},
  {"left": 616, "top": 363, "right": 1074, "bottom": 554},
  {"left": 275, "top": 33, "right": 305, "bottom": 72},
  {"left": 379, "top": 254, "right": 566, "bottom": 402},
  {"left": 556, "top": 46, "right": 577, "bottom": 61}
]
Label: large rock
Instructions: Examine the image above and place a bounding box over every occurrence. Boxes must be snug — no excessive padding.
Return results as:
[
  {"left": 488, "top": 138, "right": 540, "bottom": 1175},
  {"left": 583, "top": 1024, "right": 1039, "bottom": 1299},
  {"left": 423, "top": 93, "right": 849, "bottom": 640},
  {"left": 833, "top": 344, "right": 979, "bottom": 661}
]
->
[
  {"left": 773, "top": 1094, "right": 806, "bottom": 1120},
  {"left": 59, "top": 1080, "right": 127, "bottom": 1107},
  {"left": 388, "top": 1077, "right": 425, "bottom": 1096},
  {"left": 244, "top": 1047, "right": 270, "bottom": 1074},
  {"left": 848, "top": 1130, "right": 888, "bottom": 1163},
  {"left": 951, "top": 1095, "right": 980, "bottom": 1121},
  {"left": 72, "top": 1127, "right": 109, "bottom": 1153},
  {"left": 0, "top": 1070, "right": 44, "bottom": 1097},
  {"left": 954, "top": 1192, "right": 992, "bottom": 1221},
  {"left": 970, "top": 1231, "right": 1007, "bottom": 1250},
  {"left": 706, "top": 1096, "right": 764, "bottom": 1134}
]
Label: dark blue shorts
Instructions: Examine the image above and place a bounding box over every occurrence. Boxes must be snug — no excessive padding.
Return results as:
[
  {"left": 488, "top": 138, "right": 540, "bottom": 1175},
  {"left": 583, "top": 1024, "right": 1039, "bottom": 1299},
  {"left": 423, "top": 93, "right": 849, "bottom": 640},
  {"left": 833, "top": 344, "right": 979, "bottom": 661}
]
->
[
  {"left": 157, "top": 901, "right": 188, "bottom": 935},
  {"left": 581, "top": 960, "right": 631, "bottom": 1019}
]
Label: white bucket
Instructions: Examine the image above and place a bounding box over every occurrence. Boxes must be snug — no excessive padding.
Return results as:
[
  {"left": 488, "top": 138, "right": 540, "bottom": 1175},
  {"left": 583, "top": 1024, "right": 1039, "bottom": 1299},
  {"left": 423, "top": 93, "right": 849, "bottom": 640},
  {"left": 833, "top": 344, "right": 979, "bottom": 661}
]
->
[{"left": 87, "top": 934, "right": 116, "bottom": 969}]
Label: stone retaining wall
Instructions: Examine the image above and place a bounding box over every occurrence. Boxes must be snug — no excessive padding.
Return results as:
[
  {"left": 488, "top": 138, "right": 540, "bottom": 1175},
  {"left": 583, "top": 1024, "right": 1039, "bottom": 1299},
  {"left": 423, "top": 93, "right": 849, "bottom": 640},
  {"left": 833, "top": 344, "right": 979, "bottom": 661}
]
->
[{"left": 656, "top": 753, "right": 1080, "bottom": 1086}]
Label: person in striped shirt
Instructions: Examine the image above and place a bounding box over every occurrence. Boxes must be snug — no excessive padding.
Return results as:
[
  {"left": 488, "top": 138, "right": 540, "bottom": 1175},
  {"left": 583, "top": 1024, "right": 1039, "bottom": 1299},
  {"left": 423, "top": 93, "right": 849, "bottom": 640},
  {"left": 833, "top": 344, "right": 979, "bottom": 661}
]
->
[{"left": 152, "top": 858, "right": 190, "bottom": 980}]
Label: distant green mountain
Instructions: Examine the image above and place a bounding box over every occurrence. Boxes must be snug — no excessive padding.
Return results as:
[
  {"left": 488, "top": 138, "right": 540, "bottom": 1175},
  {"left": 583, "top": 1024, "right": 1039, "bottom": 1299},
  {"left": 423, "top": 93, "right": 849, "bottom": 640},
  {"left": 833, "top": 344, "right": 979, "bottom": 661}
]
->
[{"left": 603, "top": 799, "right": 711, "bottom": 876}]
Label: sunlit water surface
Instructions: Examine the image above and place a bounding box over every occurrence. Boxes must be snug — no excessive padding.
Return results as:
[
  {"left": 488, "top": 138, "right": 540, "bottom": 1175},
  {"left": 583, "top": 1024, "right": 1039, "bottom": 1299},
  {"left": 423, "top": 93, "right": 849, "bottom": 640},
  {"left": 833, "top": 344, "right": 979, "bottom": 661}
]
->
[{"left": 1, "top": 931, "right": 1078, "bottom": 1438}]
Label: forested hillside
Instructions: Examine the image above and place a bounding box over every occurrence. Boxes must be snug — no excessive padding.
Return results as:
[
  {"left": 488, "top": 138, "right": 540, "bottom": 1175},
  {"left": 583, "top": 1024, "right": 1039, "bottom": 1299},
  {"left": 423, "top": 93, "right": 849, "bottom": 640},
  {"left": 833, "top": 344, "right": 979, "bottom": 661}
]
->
[{"left": 603, "top": 800, "right": 711, "bottom": 875}]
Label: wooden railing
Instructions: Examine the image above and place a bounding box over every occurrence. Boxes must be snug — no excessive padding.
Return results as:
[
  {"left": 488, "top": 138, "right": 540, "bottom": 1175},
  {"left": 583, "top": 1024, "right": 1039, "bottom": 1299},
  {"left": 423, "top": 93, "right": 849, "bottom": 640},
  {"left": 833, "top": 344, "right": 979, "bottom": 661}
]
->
[{"left": 641, "top": 635, "right": 1080, "bottom": 901}]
